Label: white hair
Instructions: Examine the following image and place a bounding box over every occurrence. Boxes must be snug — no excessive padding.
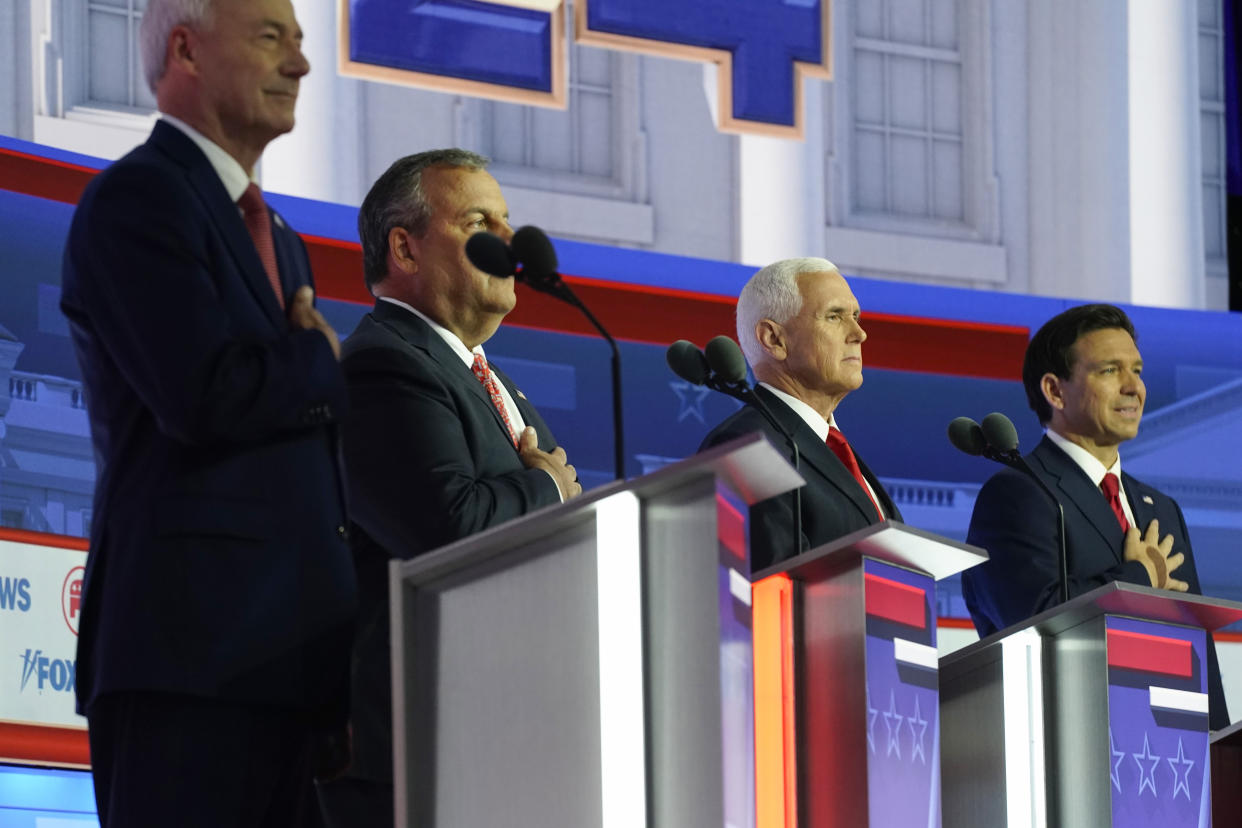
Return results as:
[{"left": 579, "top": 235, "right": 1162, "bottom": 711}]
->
[
  {"left": 140, "top": 0, "right": 215, "bottom": 94},
  {"left": 736, "top": 257, "right": 839, "bottom": 366}
]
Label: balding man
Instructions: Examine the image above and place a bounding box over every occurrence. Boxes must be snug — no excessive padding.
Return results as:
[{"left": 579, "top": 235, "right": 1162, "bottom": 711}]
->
[
  {"left": 700, "top": 258, "right": 900, "bottom": 571},
  {"left": 60, "top": 0, "right": 354, "bottom": 824}
]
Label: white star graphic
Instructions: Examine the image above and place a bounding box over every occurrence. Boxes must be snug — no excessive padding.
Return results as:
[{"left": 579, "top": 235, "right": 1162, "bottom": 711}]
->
[
  {"left": 1132, "top": 733, "right": 1160, "bottom": 798},
  {"left": 670, "top": 381, "right": 711, "bottom": 423},
  {"left": 882, "top": 689, "right": 904, "bottom": 759},
  {"left": 1167, "top": 738, "right": 1195, "bottom": 802},
  {"left": 906, "top": 695, "right": 928, "bottom": 764},
  {"left": 866, "top": 685, "right": 878, "bottom": 754},
  {"left": 1109, "top": 730, "right": 1125, "bottom": 793}
]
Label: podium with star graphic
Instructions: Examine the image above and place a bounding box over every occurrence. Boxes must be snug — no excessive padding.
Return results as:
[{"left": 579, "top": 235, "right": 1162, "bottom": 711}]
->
[
  {"left": 749, "top": 522, "right": 987, "bottom": 827},
  {"left": 940, "top": 582, "right": 1242, "bottom": 828}
]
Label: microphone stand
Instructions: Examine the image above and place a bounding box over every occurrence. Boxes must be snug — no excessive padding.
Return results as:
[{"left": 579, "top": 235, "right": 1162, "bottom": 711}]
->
[
  {"left": 523, "top": 270, "right": 625, "bottom": 482},
  {"left": 983, "top": 446, "right": 1070, "bottom": 606}
]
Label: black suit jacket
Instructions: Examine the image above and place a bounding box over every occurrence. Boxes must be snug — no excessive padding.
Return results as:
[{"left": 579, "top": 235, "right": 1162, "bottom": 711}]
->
[
  {"left": 963, "top": 435, "right": 1229, "bottom": 729},
  {"left": 339, "top": 301, "right": 563, "bottom": 781},
  {"left": 699, "top": 386, "right": 901, "bottom": 572},
  {"left": 60, "top": 121, "right": 356, "bottom": 718}
]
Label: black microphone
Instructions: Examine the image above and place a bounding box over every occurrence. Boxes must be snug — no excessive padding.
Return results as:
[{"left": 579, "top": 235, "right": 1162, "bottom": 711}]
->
[
  {"left": 511, "top": 225, "right": 559, "bottom": 281},
  {"left": 673, "top": 335, "right": 804, "bottom": 565},
  {"left": 947, "top": 417, "right": 986, "bottom": 456},
  {"left": 948, "top": 411, "right": 1070, "bottom": 604},
  {"left": 466, "top": 226, "right": 626, "bottom": 481},
  {"left": 705, "top": 335, "right": 749, "bottom": 384},
  {"left": 981, "top": 412, "right": 1021, "bottom": 456},
  {"left": 464, "top": 232, "right": 517, "bottom": 277},
  {"left": 667, "top": 339, "right": 710, "bottom": 386}
]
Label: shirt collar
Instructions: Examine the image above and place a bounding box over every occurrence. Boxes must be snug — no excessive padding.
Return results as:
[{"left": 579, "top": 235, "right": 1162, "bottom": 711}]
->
[
  {"left": 1045, "top": 428, "right": 1123, "bottom": 485},
  {"left": 758, "top": 382, "right": 839, "bottom": 441},
  {"left": 378, "top": 297, "right": 485, "bottom": 368},
  {"left": 160, "top": 114, "right": 254, "bottom": 203}
]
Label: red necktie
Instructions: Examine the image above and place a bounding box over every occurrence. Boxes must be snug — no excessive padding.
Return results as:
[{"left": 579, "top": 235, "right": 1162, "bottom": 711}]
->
[
  {"left": 238, "top": 183, "right": 284, "bottom": 309},
  {"left": 1100, "top": 473, "right": 1130, "bottom": 532},
  {"left": 826, "top": 427, "right": 884, "bottom": 520},
  {"left": 472, "top": 353, "right": 519, "bottom": 447}
]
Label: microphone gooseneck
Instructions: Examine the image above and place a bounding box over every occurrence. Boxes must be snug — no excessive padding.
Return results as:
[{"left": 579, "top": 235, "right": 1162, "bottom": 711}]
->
[
  {"left": 469, "top": 226, "right": 626, "bottom": 481},
  {"left": 672, "top": 336, "right": 803, "bottom": 566},
  {"left": 947, "top": 411, "right": 1069, "bottom": 604}
]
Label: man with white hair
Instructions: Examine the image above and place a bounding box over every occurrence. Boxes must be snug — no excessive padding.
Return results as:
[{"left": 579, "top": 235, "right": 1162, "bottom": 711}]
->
[
  {"left": 700, "top": 258, "right": 900, "bottom": 571},
  {"left": 60, "top": 0, "right": 355, "bottom": 824}
]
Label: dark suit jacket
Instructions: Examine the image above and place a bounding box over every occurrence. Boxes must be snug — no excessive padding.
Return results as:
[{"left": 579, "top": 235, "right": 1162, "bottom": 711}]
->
[
  {"left": 963, "top": 435, "right": 1229, "bottom": 729},
  {"left": 60, "top": 121, "right": 356, "bottom": 719},
  {"left": 699, "top": 386, "right": 901, "bottom": 572},
  {"left": 339, "top": 301, "right": 563, "bottom": 781}
]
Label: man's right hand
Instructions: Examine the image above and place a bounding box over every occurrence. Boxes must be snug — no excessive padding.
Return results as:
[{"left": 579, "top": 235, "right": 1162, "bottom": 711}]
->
[
  {"left": 288, "top": 286, "right": 341, "bottom": 359},
  {"left": 1123, "top": 518, "right": 1189, "bottom": 592},
  {"left": 518, "top": 427, "right": 582, "bottom": 501}
]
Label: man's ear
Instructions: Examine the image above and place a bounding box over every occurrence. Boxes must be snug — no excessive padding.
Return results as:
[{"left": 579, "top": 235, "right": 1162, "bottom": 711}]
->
[
  {"left": 388, "top": 227, "right": 418, "bottom": 276},
  {"left": 166, "top": 25, "right": 198, "bottom": 78},
  {"left": 755, "top": 319, "right": 787, "bottom": 361},
  {"left": 1040, "top": 372, "right": 1065, "bottom": 413}
]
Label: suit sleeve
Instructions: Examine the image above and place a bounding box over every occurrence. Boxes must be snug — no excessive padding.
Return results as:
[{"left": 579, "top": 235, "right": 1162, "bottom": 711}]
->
[
  {"left": 964, "top": 468, "right": 1149, "bottom": 632},
  {"left": 61, "top": 162, "right": 345, "bottom": 446},
  {"left": 341, "top": 344, "right": 561, "bottom": 557}
]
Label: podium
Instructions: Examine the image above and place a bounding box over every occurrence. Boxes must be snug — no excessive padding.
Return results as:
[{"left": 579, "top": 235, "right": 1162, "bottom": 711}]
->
[
  {"left": 940, "top": 582, "right": 1242, "bottom": 828},
  {"left": 387, "top": 433, "right": 802, "bottom": 828},
  {"left": 750, "top": 522, "right": 986, "bottom": 827}
]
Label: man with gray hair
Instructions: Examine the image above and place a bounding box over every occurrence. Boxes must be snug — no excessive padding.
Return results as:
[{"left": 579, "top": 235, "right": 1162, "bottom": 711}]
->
[
  {"left": 60, "top": 0, "right": 354, "bottom": 824},
  {"left": 700, "top": 258, "right": 900, "bottom": 571},
  {"left": 317, "top": 149, "right": 580, "bottom": 826}
]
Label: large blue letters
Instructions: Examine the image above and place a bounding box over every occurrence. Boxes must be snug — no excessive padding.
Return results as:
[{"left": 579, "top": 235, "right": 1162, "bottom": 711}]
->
[{"left": 342, "top": 0, "right": 828, "bottom": 133}]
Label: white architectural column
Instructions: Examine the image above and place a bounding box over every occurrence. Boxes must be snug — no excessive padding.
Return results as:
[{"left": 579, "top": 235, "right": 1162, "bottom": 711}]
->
[
  {"left": 1128, "top": 0, "right": 1206, "bottom": 309},
  {"left": 1026, "top": 0, "right": 1133, "bottom": 303},
  {"left": 736, "top": 77, "right": 827, "bottom": 266},
  {"left": 1027, "top": 0, "right": 1207, "bottom": 309}
]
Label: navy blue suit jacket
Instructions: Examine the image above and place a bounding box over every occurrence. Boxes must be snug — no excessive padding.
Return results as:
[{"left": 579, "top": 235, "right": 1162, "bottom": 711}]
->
[
  {"left": 963, "top": 435, "right": 1229, "bottom": 729},
  {"left": 699, "top": 386, "right": 901, "bottom": 572},
  {"left": 60, "top": 121, "right": 357, "bottom": 719},
  {"left": 338, "top": 302, "right": 563, "bottom": 781}
]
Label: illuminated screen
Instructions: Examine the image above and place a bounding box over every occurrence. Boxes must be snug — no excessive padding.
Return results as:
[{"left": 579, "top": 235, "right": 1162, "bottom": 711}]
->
[{"left": 0, "top": 765, "right": 99, "bottom": 827}]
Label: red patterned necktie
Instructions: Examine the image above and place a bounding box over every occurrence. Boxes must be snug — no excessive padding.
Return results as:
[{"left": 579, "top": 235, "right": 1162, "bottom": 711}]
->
[
  {"left": 826, "top": 427, "right": 883, "bottom": 520},
  {"left": 238, "top": 183, "right": 284, "bottom": 309},
  {"left": 1100, "top": 473, "right": 1130, "bottom": 532},
  {"left": 471, "top": 353, "right": 518, "bottom": 447}
]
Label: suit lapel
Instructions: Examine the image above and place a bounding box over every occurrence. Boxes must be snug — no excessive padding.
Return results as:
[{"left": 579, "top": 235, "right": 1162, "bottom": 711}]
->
[
  {"left": 1032, "top": 437, "right": 1124, "bottom": 559},
  {"left": 755, "top": 387, "right": 880, "bottom": 522},
  {"left": 1123, "top": 472, "right": 1158, "bottom": 532},
  {"left": 372, "top": 303, "right": 517, "bottom": 444},
  {"left": 150, "top": 122, "right": 286, "bottom": 329}
]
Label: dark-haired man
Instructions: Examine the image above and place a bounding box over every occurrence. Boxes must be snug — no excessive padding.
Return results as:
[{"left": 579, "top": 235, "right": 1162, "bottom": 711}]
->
[
  {"left": 317, "top": 149, "right": 581, "bottom": 826},
  {"left": 962, "top": 303, "right": 1229, "bottom": 729}
]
